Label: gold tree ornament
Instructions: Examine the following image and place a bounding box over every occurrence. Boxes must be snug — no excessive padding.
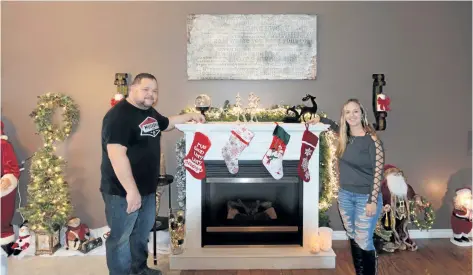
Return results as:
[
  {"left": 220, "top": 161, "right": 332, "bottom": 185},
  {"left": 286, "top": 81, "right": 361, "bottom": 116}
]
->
[{"left": 21, "top": 93, "right": 79, "bottom": 237}]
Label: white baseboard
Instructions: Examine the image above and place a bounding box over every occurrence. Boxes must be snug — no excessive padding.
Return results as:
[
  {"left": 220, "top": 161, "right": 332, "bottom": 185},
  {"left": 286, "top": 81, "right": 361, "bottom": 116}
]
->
[{"left": 333, "top": 229, "right": 472, "bottom": 240}]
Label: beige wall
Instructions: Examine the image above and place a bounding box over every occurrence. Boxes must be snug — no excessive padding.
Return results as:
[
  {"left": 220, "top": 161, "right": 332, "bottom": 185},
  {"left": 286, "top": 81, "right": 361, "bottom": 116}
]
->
[{"left": 2, "top": 1, "right": 471, "bottom": 230}]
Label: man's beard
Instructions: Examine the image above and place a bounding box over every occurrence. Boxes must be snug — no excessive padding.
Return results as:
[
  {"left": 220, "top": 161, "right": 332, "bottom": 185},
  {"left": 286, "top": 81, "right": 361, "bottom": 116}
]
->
[
  {"left": 386, "top": 174, "right": 408, "bottom": 197},
  {"left": 137, "top": 98, "right": 154, "bottom": 109}
]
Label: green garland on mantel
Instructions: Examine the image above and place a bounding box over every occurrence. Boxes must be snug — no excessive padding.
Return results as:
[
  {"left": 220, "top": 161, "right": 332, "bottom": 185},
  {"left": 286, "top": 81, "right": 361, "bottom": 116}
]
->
[
  {"left": 179, "top": 102, "right": 339, "bottom": 227},
  {"left": 180, "top": 102, "right": 320, "bottom": 123}
]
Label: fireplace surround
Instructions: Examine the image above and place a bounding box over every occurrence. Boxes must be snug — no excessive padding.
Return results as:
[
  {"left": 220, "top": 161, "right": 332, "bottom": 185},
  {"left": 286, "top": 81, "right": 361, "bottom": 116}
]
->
[{"left": 170, "top": 122, "right": 336, "bottom": 270}]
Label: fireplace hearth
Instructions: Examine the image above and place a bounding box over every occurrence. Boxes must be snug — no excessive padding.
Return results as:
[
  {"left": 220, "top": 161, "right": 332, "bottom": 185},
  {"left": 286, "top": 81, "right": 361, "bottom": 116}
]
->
[{"left": 201, "top": 160, "right": 302, "bottom": 246}]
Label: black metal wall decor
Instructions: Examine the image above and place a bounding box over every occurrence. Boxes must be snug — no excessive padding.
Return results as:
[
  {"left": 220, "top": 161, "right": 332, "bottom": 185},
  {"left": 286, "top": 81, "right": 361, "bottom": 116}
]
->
[{"left": 372, "top": 74, "right": 391, "bottom": 131}]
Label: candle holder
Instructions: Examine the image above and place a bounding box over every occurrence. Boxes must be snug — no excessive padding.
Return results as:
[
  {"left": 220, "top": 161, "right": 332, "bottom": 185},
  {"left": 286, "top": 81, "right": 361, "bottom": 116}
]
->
[
  {"left": 156, "top": 152, "right": 170, "bottom": 228},
  {"left": 195, "top": 94, "right": 211, "bottom": 117},
  {"left": 169, "top": 209, "right": 186, "bottom": 255}
]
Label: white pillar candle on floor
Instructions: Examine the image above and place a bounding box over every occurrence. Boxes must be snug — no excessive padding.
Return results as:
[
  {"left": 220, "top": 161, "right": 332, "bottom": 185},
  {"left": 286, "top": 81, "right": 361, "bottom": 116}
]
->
[
  {"left": 310, "top": 233, "right": 321, "bottom": 254},
  {"left": 319, "top": 227, "right": 333, "bottom": 251}
]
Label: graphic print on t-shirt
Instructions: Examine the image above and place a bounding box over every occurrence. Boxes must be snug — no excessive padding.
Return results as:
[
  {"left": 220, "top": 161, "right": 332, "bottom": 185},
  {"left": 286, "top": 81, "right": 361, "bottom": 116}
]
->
[{"left": 139, "top": 116, "right": 161, "bottom": 137}]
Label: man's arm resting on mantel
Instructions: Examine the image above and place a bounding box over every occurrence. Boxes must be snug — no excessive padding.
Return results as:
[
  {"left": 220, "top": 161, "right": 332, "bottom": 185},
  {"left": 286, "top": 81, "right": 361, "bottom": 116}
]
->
[{"left": 164, "top": 113, "right": 206, "bottom": 131}]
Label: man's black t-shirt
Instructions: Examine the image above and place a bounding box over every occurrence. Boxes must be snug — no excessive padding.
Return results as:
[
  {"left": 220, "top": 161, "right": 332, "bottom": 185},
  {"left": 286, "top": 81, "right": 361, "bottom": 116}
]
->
[{"left": 100, "top": 99, "right": 170, "bottom": 197}]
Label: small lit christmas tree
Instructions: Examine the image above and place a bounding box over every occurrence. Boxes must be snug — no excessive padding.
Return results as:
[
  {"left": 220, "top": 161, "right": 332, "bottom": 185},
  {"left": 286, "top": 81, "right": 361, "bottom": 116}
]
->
[{"left": 20, "top": 93, "right": 79, "bottom": 233}]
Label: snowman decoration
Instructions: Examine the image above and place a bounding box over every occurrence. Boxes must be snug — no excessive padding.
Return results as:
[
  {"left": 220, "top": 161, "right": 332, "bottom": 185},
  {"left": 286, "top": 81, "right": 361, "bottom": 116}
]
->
[{"left": 11, "top": 222, "right": 31, "bottom": 256}]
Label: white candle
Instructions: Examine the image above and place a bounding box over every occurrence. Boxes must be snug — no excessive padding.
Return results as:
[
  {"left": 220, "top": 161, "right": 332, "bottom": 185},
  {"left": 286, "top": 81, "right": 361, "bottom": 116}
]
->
[
  {"left": 319, "top": 227, "right": 333, "bottom": 251},
  {"left": 310, "top": 233, "right": 320, "bottom": 254}
]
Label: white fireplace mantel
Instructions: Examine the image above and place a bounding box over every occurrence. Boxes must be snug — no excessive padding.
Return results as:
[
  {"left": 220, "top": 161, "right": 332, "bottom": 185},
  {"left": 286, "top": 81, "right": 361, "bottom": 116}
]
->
[{"left": 170, "top": 122, "right": 336, "bottom": 270}]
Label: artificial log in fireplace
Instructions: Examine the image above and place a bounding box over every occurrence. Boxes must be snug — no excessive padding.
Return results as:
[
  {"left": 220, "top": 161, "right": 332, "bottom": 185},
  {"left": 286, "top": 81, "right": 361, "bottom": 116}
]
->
[
  {"left": 227, "top": 199, "right": 277, "bottom": 221},
  {"left": 201, "top": 160, "right": 303, "bottom": 247}
]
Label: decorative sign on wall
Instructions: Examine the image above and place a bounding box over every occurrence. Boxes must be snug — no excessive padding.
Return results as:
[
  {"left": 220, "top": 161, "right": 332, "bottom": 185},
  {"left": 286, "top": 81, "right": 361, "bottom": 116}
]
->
[{"left": 187, "top": 14, "right": 317, "bottom": 80}]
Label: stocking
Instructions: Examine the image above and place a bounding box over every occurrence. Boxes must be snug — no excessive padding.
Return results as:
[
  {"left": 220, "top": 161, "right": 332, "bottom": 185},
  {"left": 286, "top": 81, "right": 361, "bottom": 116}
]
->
[
  {"left": 298, "top": 126, "right": 319, "bottom": 182},
  {"left": 183, "top": 132, "right": 211, "bottom": 180},
  {"left": 262, "top": 125, "right": 290, "bottom": 179},
  {"left": 222, "top": 126, "right": 254, "bottom": 174}
]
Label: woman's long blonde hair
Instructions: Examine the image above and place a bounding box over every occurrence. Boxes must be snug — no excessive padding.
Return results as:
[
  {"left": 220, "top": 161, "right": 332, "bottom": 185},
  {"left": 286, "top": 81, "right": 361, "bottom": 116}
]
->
[{"left": 336, "top": 99, "right": 377, "bottom": 158}]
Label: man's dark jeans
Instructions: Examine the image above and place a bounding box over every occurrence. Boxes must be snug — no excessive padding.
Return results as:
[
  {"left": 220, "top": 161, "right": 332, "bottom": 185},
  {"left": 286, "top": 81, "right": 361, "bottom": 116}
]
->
[{"left": 102, "top": 192, "right": 156, "bottom": 275}]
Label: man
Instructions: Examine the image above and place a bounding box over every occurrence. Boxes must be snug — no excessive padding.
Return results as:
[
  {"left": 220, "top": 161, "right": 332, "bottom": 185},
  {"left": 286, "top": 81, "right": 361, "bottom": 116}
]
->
[{"left": 100, "top": 73, "right": 204, "bottom": 275}]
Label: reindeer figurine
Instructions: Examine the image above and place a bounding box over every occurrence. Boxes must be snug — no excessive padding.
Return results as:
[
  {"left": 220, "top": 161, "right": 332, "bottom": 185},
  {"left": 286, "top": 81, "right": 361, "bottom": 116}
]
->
[
  {"left": 283, "top": 106, "right": 301, "bottom": 123},
  {"left": 246, "top": 93, "right": 260, "bottom": 123},
  {"left": 300, "top": 94, "right": 318, "bottom": 122},
  {"left": 234, "top": 93, "right": 247, "bottom": 122}
]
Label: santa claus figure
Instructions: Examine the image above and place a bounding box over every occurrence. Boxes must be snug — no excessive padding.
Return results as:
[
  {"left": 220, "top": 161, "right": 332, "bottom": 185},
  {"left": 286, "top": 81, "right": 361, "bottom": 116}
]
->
[
  {"left": 1, "top": 121, "right": 20, "bottom": 250},
  {"left": 378, "top": 164, "right": 421, "bottom": 253},
  {"left": 450, "top": 187, "right": 472, "bottom": 246}
]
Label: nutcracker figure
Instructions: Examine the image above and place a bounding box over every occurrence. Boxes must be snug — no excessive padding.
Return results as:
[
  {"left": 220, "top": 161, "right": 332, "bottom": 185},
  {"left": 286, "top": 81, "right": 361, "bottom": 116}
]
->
[
  {"left": 450, "top": 187, "right": 472, "bottom": 246},
  {"left": 1, "top": 121, "right": 20, "bottom": 250}
]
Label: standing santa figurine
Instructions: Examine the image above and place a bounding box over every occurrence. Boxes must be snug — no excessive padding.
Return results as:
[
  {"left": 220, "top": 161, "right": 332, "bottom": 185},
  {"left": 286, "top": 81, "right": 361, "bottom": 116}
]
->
[
  {"left": 1, "top": 121, "right": 20, "bottom": 253},
  {"left": 377, "top": 164, "right": 421, "bottom": 252},
  {"left": 451, "top": 187, "right": 472, "bottom": 246}
]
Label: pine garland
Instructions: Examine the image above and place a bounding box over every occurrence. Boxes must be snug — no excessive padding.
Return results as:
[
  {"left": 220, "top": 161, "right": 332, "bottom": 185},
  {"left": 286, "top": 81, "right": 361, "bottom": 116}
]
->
[
  {"left": 21, "top": 93, "right": 79, "bottom": 233},
  {"left": 175, "top": 137, "right": 186, "bottom": 209}
]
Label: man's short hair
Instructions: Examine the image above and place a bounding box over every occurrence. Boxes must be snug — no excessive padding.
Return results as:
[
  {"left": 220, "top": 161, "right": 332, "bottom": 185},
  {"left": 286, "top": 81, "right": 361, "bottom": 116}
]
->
[{"left": 132, "top": 73, "right": 157, "bottom": 85}]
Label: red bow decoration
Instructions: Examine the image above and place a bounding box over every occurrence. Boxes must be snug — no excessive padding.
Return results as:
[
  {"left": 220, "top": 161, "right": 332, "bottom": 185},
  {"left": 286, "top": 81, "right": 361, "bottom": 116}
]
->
[
  {"left": 377, "top": 95, "right": 391, "bottom": 111},
  {"left": 110, "top": 94, "right": 124, "bottom": 107}
]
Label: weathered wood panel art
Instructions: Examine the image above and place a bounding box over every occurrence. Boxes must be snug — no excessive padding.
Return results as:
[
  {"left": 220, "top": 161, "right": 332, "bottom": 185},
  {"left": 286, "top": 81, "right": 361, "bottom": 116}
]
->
[{"left": 187, "top": 14, "right": 317, "bottom": 80}]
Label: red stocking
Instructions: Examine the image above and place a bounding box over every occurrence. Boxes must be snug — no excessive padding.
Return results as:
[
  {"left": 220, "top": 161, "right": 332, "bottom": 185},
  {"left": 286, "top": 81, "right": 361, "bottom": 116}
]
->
[
  {"left": 298, "top": 126, "right": 319, "bottom": 182},
  {"left": 183, "top": 132, "right": 211, "bottom": 180}
]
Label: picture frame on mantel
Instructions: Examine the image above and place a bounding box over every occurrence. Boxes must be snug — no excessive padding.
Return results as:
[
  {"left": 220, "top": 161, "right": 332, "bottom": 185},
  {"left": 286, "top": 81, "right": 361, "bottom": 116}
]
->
[{"left": 186, "top": 14, "right": 318, "bottom": 80}]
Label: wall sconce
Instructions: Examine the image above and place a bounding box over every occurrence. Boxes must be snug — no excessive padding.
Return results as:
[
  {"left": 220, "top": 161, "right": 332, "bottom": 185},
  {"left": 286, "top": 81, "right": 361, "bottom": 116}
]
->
[
  {"left": 372, "top": 74, "right": 390, "bottom": 131},
  {"left": 111, "top": 73, "right": 128, "bottom": 107}
]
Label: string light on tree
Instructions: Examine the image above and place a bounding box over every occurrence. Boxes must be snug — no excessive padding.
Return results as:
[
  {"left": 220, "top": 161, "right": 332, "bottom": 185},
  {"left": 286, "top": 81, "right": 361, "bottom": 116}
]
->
[{"left": 20, "top": 93, "right": 79, "bottom": 233}]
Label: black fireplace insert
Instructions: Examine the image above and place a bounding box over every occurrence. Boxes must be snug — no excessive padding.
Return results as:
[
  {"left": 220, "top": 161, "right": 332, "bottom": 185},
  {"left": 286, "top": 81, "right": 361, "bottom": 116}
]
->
[{"left": 201, "top": 160, "right": 303, "bottom": 246}]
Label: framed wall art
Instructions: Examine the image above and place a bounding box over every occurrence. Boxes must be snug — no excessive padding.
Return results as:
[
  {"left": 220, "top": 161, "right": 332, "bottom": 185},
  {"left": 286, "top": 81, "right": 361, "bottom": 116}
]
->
[{"left": 187, "top": 14, "right": 317, "bottom": 80}]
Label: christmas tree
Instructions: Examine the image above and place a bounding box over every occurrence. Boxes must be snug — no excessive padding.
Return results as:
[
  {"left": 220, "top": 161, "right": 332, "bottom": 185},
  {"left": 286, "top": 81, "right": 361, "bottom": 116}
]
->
[{"left": 20, "top": 93, "right": 79, "bottom": 233}]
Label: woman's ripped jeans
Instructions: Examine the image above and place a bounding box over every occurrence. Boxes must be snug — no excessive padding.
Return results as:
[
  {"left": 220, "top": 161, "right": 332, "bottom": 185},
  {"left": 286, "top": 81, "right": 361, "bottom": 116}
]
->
[{"left": 338, "top": 188, "right": 383, "bottom": 251}]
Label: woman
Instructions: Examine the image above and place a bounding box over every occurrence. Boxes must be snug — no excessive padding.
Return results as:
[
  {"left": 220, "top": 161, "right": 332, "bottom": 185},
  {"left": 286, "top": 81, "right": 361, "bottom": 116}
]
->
[{"left": 309, "top": 99, "right": 384, "bottom": 275}]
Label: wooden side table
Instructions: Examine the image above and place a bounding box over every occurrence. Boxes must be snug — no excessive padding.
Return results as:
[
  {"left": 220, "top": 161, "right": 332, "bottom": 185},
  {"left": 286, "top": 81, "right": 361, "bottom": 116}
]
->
[{"left": 153, "top": 174, "right": 174, "bottom": 265}]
